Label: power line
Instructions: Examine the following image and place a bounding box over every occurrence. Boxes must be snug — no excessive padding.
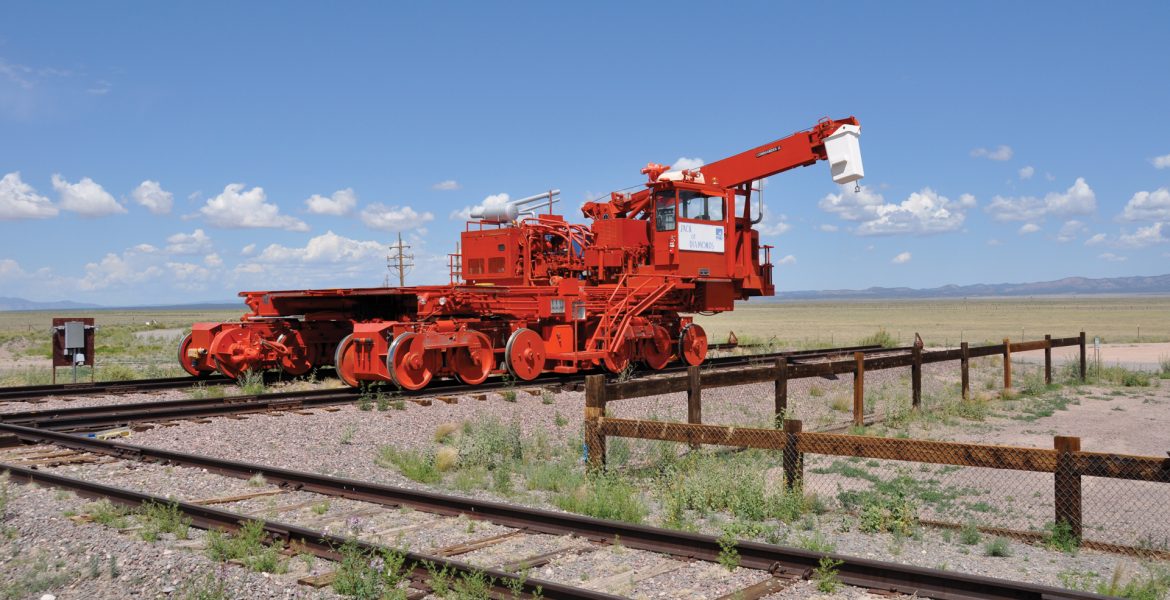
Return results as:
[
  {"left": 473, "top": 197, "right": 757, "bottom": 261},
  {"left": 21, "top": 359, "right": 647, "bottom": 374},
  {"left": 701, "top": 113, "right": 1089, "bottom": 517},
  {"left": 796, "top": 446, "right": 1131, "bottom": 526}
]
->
[{"left": 386, "top": 232, "right": 413, "bottom": 287}]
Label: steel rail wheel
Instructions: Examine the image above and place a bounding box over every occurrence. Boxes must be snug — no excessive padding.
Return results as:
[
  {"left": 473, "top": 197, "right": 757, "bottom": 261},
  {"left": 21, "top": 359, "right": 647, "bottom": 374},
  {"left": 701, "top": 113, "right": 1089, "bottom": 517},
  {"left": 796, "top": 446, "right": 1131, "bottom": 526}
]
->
[
  {"left": 504, "top": 328, "right": 546, "bottom": 381},
  {"left": 387, "top": 332, "right": 435, "bottom": 391},
  {"left": 640, "top": 325, "right": 673, "bottom": 370},
  {"left": 602, "top": 341, "right": 632, "bottom": 374},
  {"left": 177, "top": 333, "right": 210, "bottom": 377},
  {"left": 208, "top": 327, "right": 259, "bottom": 380},
  {"left": 333, "top": 334, "right": 360, "bottom": 387},
  {"left": 279, "top": 331, "right": 313, "bottom": 377},
  {"left": 451, "top": 331, "right": 493, "bottom": 385},
  {"left": 678, "top": 323, "right": 708, "bottom": 366}
]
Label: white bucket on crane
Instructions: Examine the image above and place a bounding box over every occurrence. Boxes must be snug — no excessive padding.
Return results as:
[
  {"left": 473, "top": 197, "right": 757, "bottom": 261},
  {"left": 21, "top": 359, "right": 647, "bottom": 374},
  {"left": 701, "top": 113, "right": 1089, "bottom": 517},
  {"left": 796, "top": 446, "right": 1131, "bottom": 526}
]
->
[{"left": 824, "top": 124, "right": 864, "bottom": 184}]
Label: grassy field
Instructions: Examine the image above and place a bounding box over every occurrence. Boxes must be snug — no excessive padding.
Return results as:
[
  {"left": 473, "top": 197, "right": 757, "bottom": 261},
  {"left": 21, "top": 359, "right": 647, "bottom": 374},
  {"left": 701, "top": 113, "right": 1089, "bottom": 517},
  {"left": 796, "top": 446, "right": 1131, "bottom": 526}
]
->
[
  {"left": 0, "top": 308, "right": 241, "bottom": 385},
  {"left": 696, "top": 296, "right": 1170, "bottom": 348}
]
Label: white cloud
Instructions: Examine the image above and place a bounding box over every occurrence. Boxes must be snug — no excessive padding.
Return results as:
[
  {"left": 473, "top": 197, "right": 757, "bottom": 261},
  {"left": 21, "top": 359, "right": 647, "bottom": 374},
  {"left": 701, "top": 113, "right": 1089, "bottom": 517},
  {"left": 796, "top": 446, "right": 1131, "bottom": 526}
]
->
[
  {"left": 432, "top": 180, "right": 461, "bottom": 191},
  {"left": 0, "top": 258, "right": 25, "bottom": 279},
  {"left": 1056, "top": 220, "right": 1087, "bottom": 243},
  {"left": 203, "top": 253, "right": 223, "bottom": 268},
  {"left": 451, "top": 193, "right": 510, "bottom": 221},
  {"left": 254, "top": 231, "right": 386, "bottom": 264},
  {"left": 1120, "top": 188, "right": 1170, "bottom": 222},
  {"left": 79, "top": 251, "right": 163, "bottom": 291},
  {"left": 1018, "top": 223, "right": 1040, "bottom": 235},
  {"left": 1018, "top": 166, "right": 1035, "bottom": 180},
  {"left": 986, "top": 178, "right": 1096, "bottom": 222},
  {"left": 819, "top": 185, "right": 969, "bottom": 235},
  {"left": 986, "top": 239, "right": 1001, "bottom": 246},
  {"left": 891, "top": 252, "right": 912, "bottom": 264},
  {"left": 1098, "top": 253, "right": 1127, "bottom": 262},
  {"left": 819, "top": 224, "right": 839, "bottom": 232},
  {"left": 775, "top": 254, "right": 796, "bottom": 265},
  {"left": 1119, "top": 222, "right": 1167, "bottom": 247},
  {"left": 240, "top": 244, "right": 256, "bottom": 256},
  {"left": 756, "top": 208, "right": 790, "bottom": 236},
  {"left": 671, "top": 157, "right": 704, "bottom": 171},
  {"left": 131, "top": 180, "right": 172, "bottom": 215},
  {"left": 304, "top": 188, "right": 357, "bottom": 216},
  {"left": 166, "top": 261, "right": 213, "bottom": 289},
  {"left": 51, "top": 174, "right": 126, "bottom": 216},
  {"left": 361, "top": 203, "right": 434, "bottom": 231},
  {"left": 165, "top": 229, "right": 213, "bottom": 255},
  {"left": 199, "top": 183, "right": 308, "bottom": 231},
  {"left": 131, "top": 244, "right": 158, "bottom": 254},
  {"left": 970, "top": 145, "right": 1013, "bottom": 161},
  {"left": 1084, "top": 233, "right": 1107, "bottom": 246},
  {"left": 0, "top": 171, "right": 57, "bottom": 219},
  {"left": 1151, "top": 154, "right": 1170, "bottom": 169}
]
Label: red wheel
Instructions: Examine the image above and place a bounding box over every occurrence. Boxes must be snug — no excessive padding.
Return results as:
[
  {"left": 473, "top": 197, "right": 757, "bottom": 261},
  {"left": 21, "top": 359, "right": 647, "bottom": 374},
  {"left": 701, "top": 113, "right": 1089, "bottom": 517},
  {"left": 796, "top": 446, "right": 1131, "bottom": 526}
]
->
[
  {"left": 679, "top": 323, "right": 708, "bottom": 366},
  {"left": 209, "top": 327, "right": 260, "bottom": 380},
  {"left": 280, "top": 330, "right": 313, "bottom": 376},
  {"left": 177, "top": 333, "right": 211, "bottom": 377},
  {"left": 505, "top": 328, "right": 546, "bottom": 381},
  {"left": 388, "top": 332, "right": 435, "bottom": 391},
  {"left": 452, "top": 331, "right": 493, "bottom": 385},
  {"left": 333, "top": 334, "right": 360, "bottom": 388},
  {"left": 602, "top": 342, "right": 632, "bottom": 374},
  {"left": 640, "top": 325, "right": 673, "bottom": 371}
]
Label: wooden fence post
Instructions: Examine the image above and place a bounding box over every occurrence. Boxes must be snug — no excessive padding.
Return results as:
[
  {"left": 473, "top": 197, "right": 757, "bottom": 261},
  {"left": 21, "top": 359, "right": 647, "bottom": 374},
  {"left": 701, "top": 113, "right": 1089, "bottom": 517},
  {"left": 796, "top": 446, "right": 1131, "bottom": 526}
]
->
[
  {"left": 1003, "top": 337, "right": 1012, "bottom": 391},
  {"left": 911, "top": 346, "right": 922, "bottom": 409},
  {"left": 584, "top": 375, "right": 608, "bottom": 472},
  {"left": 687, "top": 366, "right": 702, "bottom": 450},
  {"left": 774, "top": 358, "right": 788, "bottom": 428},
  {"left": 960, "top": 342, "right": 970, "bottom": 401},
  {"left": 1078, "top": 331, "right": 1087, "bottom": 382},
  {"left": 1054, "top": 435, "right": 1083, "bottom": 542},
  {"left": 783, "top": 419, "right": 804, "bottom": 489},
  {"left": 853, "top": 352, "right": 865, "bottom": 428},
  {"left": 1044, "top": 334, "right": 1053, "bottom": 385}
]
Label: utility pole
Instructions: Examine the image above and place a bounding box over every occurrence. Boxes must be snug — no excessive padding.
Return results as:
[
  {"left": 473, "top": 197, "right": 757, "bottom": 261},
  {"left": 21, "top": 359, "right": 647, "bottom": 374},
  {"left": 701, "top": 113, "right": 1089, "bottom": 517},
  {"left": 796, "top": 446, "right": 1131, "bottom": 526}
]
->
[{"left": 386, "top": 232, "right": 413, "bottom": 287}]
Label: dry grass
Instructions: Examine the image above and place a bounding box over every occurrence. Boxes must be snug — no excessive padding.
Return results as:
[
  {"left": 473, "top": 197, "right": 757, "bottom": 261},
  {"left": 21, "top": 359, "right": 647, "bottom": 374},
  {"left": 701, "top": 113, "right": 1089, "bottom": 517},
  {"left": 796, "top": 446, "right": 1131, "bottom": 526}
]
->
[{"left": 696, "top": 297, "right": 1170, "bottom": 348}]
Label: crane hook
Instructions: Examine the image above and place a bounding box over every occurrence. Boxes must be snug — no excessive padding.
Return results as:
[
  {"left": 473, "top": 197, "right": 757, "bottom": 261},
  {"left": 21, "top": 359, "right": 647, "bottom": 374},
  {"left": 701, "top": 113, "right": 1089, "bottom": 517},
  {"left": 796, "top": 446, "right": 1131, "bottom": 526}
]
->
[{"left": 854, "top": 182, "right": 861, "bottom": 193}]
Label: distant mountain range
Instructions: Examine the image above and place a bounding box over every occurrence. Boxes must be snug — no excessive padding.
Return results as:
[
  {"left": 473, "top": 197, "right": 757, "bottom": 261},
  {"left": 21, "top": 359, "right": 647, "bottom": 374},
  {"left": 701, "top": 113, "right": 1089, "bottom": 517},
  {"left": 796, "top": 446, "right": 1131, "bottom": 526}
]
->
[
  {"left": 772, "top": 274, "right": 1170, "bottom": 300},
  {"left": 0, "top": 297, "right": 103, "bottom": 311}
]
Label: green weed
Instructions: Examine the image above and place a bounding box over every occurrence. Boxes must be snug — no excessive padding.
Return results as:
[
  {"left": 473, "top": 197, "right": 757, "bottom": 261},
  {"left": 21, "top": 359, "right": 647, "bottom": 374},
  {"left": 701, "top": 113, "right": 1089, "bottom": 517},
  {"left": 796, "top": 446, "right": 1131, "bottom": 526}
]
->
[
  {"left": 553, "top": 474, "right": 648, "bottom": 523},
  {"left": 138, "top": 501, "right": 192, "bottom": 541},
  {"left": 814, "top": 557, "right": 844, "bottom": 593},
  {"left": 375, "top": 447, "right": 440, "bottom": 484}
]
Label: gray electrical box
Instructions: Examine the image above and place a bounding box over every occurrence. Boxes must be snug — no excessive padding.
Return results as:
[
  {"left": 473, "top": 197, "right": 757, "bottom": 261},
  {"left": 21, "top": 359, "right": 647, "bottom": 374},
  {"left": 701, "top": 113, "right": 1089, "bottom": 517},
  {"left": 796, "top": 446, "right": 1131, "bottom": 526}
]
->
[{"left": 64, "top": 321, "right": 85, "bottom": 351}]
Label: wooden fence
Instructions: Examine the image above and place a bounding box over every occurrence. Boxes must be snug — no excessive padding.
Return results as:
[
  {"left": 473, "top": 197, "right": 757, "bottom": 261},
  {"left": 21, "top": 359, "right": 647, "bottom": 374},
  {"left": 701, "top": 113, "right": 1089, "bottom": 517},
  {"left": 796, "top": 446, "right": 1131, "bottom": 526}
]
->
[{"left": 583, "top": 333, "right": 1170, "bottom": 545}]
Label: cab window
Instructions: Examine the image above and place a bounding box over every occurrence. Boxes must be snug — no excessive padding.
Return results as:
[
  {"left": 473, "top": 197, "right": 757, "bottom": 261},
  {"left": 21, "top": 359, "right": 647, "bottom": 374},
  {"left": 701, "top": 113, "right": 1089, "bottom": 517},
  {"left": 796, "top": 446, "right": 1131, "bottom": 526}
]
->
[
  {"left": 654, "top": 192, "right": 676, "bottom": 231},
  {"left": 679, "top": 191, "right": 724, "bottom": 221}
]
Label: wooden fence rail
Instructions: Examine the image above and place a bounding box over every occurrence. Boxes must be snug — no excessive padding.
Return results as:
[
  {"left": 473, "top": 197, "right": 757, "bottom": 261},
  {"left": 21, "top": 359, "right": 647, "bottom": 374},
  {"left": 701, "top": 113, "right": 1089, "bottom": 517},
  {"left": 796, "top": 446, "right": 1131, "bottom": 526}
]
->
[{"left": 582, "top": 332, "right": 1167, "bottom": 545}]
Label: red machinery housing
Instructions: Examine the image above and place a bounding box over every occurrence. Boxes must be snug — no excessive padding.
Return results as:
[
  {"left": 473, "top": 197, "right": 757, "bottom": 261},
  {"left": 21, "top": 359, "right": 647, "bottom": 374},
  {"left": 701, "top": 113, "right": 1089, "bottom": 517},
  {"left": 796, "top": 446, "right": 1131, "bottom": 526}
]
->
[{"left": 180, "top": 117, "right": 864, "bottom": 389}]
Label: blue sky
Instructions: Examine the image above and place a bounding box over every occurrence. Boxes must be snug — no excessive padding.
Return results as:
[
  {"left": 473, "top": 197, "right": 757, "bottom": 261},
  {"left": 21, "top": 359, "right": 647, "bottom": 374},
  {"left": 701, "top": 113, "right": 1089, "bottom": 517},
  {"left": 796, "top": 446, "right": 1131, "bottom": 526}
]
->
[{"left": 2, "top": 2, "right": 1168, "bottom": 305}]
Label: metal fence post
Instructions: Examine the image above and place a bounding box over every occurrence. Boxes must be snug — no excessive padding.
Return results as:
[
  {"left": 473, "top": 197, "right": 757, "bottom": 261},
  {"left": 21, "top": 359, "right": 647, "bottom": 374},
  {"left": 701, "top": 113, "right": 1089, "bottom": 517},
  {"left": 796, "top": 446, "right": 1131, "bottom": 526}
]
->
[
  {"left": 774, "top": 358, "right": 788, "bottom": 428},
  {"left": 783, "top": 419, "right": 804, "bottom": 490},
  {"left": 911, "top": 346, "right": 922, "bottom": 409},
  {"left": 1078, "top": 331, "right": 1087, "bottom": 382},
  {"left": 853, "top": 352, "right": 865, "bottom": 428},
  {"left": 1044, "top": 334, "right": 1053, "bottom": 385},
  {"left": 1054, "top": 435, "right": 1083, "bottom": 542},
  {"left": 960, "top": 342, "right": 970, "bottom": 401},
  {"left": 687, "top": 365, "right": 702, "bottom": 450},
  {"left": 584, "top": 375, "right": 608, "bottom": 472},
  {"left": 1003, "top": 337, "right": 1012, "bottom": 391}
]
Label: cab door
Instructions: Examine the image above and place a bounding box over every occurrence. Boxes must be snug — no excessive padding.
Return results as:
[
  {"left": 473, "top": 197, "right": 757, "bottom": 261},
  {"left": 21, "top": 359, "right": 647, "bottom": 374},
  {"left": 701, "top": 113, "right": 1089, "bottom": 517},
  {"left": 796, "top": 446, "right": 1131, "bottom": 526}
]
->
[{"left": 651, "top": 190, "right": 677, "bottom": 269}]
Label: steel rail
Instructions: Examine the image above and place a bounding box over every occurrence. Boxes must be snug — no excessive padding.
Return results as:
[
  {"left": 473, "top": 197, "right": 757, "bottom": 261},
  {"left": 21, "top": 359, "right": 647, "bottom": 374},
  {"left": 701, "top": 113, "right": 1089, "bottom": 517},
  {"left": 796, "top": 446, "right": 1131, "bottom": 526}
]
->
[
  {"left": 0, "top": 422, "right": 1106, "bottom": 600},
  {"left": 0, "top": 374, "right": 233, "bottom": 402},
  {"left": 0, "top": 461, "right": 616, "bottom": 600},
  {"left": 2, "top": 344, "right": 897, "bottom": 432}
]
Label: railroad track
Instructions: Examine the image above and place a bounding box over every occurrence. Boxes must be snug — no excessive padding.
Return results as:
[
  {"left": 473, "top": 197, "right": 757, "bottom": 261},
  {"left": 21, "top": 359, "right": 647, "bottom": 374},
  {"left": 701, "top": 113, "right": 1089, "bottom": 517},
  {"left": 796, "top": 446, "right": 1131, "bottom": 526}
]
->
[
  {"left": 0, "top": 423, "right": 1105, "bottom": 600},
  {"left": 1, "top": 344, "right": 900, "bottom": 433}
]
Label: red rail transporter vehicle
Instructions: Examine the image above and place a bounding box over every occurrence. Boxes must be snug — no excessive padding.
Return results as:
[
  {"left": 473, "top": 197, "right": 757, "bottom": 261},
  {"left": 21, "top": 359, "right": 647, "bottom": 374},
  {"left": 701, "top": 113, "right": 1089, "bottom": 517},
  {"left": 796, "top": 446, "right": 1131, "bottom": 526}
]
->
[{"left": 179, "top": 117, "right": 865, "bottom": 390}]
